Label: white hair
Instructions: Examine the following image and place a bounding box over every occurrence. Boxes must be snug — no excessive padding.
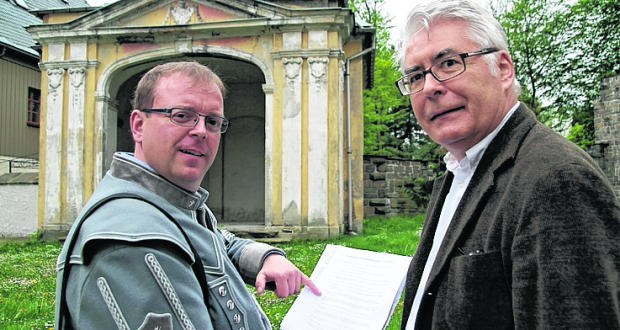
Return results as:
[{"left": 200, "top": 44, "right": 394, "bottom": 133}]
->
[{"left": 396, "top": 0, "right": 521, "bottom": 95}]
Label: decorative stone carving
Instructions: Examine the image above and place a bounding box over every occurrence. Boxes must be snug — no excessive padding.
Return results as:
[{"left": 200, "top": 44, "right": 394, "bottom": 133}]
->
[
  {"left": 308, "top": 57, "right": 328, "bottom": 92},
  {"left": 309, "top": 57, "right": 328, "bottom": 79},
  {"left": 47, "top": 68, "right": 64, "bottom": 96},
  {"left": 69, "top": 67, "right": 85, "bottom": 88},
  {"left": 163, "top": 0, "right": 203, "bottom": 25},
  {"left": 68, "top": 67, "right": 86, "bottom": 116},
  {"left": 283, "top": 57, "right": 302, "bottom": 81}
]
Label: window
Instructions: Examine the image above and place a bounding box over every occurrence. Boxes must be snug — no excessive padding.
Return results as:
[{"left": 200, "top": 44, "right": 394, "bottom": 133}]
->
[{"left": 27, "top": 87, "right": 40, "bottom": 127}]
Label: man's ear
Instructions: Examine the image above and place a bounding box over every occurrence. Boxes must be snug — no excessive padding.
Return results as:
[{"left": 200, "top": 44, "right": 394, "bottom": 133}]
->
[
  {"left": 496, "top": 50, "right": 516, "bottom": 92},
  {"left": 129, "top": 110, "right": 145, "bottom": 143}
]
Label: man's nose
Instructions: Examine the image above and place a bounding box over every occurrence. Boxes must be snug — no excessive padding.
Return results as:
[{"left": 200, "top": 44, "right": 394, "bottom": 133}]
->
[
  {"left": 189, "top": 118, "right": 208, "bottom": 139},
  {"left": 421, "top": 73, "right": 445, "bottom": 97}
]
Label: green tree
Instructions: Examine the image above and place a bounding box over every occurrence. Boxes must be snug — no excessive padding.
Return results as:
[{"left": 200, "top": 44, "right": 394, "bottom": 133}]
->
[
  {"left": 500, "top": 0, "right": 620, "bottom": 148},
  {"left": 560, "top": 0, "right": 619, "bottom": 147},
  {"left": 349, "top": 0, "right": 445, "bottom": 209},
  {"left": 349, "top": 0, "right": 416, "bottom": 158},
  {"left": 500, "top": 0, "right": 570, "bottom": 116}
]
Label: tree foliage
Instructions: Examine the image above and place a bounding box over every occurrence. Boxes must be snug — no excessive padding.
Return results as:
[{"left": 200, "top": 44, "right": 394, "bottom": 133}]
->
[
  {"left": 349, "top": 0, "right": 445, "bottom": 208},
  {"left": 349, "top": 0, "right": 412, "bottom": 158},
  {"left": 499, "top": 0, "right": 620, "bottom": 148},
  {"left": 348, "top": 0, "right": 442, "bottom": 161}
]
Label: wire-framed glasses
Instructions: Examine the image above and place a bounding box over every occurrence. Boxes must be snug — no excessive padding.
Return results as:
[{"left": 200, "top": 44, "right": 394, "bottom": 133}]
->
[
  {"left": 395, "top": 47, "right": 499, "bottom": 96},
  {"left": 141, "top": 108, "right": 230, "bottom": 133}
]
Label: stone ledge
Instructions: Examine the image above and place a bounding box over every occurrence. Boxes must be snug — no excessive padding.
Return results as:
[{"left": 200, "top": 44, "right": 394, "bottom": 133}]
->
[{"left": 0, "top": 173, "right": 38, "bottom": 185}]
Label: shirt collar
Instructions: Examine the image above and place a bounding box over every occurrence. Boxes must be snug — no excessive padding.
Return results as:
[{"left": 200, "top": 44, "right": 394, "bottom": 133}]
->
[
  {"left": 444, "top": 102, "right": 520, "bottom": 174},
  {"left": 110, "top": 152, "right": 209, "bottom": 211}
]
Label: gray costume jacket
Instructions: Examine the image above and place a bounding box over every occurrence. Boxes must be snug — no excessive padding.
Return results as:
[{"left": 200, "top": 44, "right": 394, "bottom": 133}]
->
[
  {"left": 401, "top": 105, "right": 620, "bottom": 329},
  {"left": 55, "top": 153, "right": 282, "bottom": 330}
]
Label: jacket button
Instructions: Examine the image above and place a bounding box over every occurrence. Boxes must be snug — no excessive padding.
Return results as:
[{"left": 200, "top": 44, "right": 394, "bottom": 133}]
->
[
  {"left": 218, "top": 285, "right": 227, "bottom": 297},
  {"left": 226, "top": 300, "right": 235, "bottom": 310},
  {"left": 427, "top": 292, "right": 433, "bottom": 296},
  {"left": 233, "top": 313, "right": 241, "bottom": 323}
]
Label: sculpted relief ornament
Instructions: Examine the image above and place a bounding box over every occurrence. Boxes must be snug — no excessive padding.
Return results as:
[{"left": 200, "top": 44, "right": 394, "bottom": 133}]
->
[
  {"left": 69, "top": 67, "right": 86, "bottom": 109},
  {"left": 69, "top": 67, "right": 85, "bottom": 88},
  {"left": 283, "top": 57, "right": 302, "bottom": 84},
  {"left": 47, "top": 68, "right": 64, "bottom": 94},
  {"left": 309, "top": 57, "right": 328, "bottom": 80},
  {"left": 163, "top": 0, "right": 203, "bottom": 25},
  {"left": 308, "top": 57, "right": 328, "bottom": 89}
]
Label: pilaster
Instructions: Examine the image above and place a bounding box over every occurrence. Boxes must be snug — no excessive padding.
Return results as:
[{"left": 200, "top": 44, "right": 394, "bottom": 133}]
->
[
  {"left": 43, "top": 67, "right": 65, "bottom": 230},
  {"left": 263, "top": 84, "right": 275, "bottom": 226},
  {"left": 66, "top": 67, "right": 85, "bottom": 220},
  {"left": 281, "top": 56, "right": 303, "bottom": 226},
  {"left": 307, "top": 53, "right": 329, "bottom": 228}
]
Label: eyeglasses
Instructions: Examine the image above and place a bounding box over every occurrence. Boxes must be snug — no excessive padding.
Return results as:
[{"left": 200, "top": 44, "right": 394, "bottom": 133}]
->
[
  {"left": 395, "top": 47, "right": 499, "bottom": 96},
  {"left": 141, "top": 108, "right": 230, "bottom": 133}
]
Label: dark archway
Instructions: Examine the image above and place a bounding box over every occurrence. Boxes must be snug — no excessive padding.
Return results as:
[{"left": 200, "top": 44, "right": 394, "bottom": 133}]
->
[{"left": 114, "top": 56, "right": 266, "bottom": 225}]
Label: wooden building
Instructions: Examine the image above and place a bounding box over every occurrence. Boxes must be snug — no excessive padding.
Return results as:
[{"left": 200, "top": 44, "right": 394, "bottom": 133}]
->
[{"left": 0, "top": 0, "right": 88, "bottom": 166}]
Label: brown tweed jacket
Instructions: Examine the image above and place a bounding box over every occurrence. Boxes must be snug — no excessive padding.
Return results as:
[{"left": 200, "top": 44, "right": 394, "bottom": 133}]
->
[{"left": 401, "top": 104, "right": 620, "bottom": 329}]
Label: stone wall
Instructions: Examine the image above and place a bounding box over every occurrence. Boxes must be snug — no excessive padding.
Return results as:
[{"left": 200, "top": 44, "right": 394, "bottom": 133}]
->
[
  {"left": 592, "top": 75, "right": 620, "bottom": 198},
  {"left": 363, "top": 156, "right": 435, "bottom": 217},
  {"left": 0, "top": 173, "right": 38, "bottom": 238}
]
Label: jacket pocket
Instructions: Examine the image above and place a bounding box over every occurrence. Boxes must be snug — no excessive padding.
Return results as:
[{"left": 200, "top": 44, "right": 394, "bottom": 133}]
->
[{"left": 444, "top": 251, "right": 512, "bottom": 329}]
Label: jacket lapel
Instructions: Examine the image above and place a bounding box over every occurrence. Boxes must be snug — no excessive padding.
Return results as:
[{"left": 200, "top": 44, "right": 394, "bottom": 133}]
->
[
  {"left": 402, "top": 172, "right": 452, "bottom": 327},
  {"left": 424, "top": 104, "right": 537, "bottom": 290}
]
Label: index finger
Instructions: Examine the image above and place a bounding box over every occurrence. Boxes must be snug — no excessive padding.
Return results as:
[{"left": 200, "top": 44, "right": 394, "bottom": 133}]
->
[{"left": 301, "top": 274, "right": 321, "bottom": 296}]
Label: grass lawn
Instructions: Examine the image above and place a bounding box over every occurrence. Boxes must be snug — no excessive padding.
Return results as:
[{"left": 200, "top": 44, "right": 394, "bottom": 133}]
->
[{"left": 0, "top": 215, "right": 424, "bottom": 329}]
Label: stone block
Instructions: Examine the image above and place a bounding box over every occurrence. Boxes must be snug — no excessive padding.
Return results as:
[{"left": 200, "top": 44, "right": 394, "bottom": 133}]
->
[
  {"left": 371, "top": 157, "right": 386, "bottom": 165},
  {"left": 369, "top": 198, "right": 389, "bottom": 206},
  {"left": 374, "top": 181, "right": 386, "bottom": 188},
  {"left": 364, "top": 192, "right": 378, "bottom": 198},
  {"left": 375, "top": 206, "right": 390, "bottom": 214},
  {"left": 370, "top": 172, "right": 386, "bottom": 180}
]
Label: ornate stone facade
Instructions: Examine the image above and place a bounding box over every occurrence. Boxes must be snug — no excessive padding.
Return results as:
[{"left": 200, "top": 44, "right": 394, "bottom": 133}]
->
[{"left": 28, "top": 0, "right": 373, "bottom": 239}]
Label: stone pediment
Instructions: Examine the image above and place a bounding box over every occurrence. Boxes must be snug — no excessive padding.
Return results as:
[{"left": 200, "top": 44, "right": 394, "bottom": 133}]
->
[
  {"left": 84, "top": 0, "right": 269, "bottom": 29},
  {"left": 45, "top": 0, "right": 302, "bottom": 30},
  {"left": 28, "top": 0, "right": 353, "bottom": 43}
]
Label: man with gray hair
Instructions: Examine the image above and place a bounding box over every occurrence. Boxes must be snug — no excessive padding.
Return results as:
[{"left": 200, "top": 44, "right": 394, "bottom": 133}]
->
[{"left": 395, "top": 0, "right": 619, "bottom": 328}]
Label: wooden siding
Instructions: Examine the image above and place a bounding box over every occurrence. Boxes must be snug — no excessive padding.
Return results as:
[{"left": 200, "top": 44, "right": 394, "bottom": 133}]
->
[{"left": 0, "top": 58, "right": 41, "bottom": 160}]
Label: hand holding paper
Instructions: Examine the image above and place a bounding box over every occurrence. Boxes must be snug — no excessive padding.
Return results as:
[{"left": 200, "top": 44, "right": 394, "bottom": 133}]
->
[{"left": 281, "top": 245, "right": 412, "bottom": 330}]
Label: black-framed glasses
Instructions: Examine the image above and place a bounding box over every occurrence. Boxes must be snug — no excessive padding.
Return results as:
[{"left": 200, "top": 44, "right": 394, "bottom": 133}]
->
[
  {"left": 395, "top": 47, "right": 499, "bottom": 96},
  {"left": 141, "top": 108, "right": 230, "bottom": 133}
]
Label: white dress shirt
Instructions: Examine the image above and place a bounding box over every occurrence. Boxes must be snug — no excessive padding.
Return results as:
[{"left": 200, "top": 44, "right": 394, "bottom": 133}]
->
[{"left": 405, "top": 102, "right": 520, "bottom": 329}]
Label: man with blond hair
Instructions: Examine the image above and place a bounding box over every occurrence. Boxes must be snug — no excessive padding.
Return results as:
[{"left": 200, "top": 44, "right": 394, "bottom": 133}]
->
[{"left": 55, "top": 61, "right": 320, "bottom": 330}]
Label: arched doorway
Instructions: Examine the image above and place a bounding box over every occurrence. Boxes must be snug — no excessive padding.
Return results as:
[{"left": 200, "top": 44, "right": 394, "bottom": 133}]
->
[{"left": 113, "top": 56, "right": 266, "bottom": 225}]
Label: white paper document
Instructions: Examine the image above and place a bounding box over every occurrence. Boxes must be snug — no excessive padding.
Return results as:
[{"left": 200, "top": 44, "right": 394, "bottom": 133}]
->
[{"left": 280, "top": 244, "right": 412, "bottom": 330}]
